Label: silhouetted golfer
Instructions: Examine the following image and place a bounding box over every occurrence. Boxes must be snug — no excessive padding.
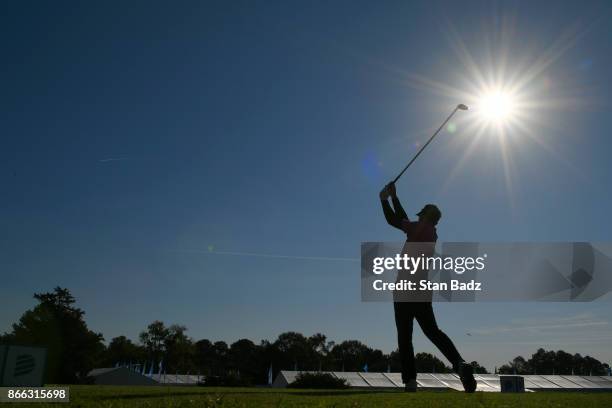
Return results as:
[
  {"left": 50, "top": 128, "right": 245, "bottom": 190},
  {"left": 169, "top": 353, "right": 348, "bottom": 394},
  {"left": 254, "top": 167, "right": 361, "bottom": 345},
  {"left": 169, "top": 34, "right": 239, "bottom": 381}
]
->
[{"left": 379, "top": 182, "right": 476, "bottom": 393}]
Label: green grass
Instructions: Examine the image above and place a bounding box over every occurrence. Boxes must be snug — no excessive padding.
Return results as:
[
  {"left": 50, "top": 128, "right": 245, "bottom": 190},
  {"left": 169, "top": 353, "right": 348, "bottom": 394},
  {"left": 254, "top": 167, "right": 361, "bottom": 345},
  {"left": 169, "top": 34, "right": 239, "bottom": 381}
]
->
[{"left": 18, "top": 385, "right": 612, "bottom": 408}]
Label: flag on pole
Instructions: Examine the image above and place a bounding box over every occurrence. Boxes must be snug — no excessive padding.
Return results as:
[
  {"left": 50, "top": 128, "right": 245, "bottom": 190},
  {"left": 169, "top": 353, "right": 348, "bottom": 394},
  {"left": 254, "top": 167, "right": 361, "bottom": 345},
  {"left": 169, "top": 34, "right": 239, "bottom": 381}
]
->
[{"left": 267, "top": 364, "right": 273, "bottom": 386}]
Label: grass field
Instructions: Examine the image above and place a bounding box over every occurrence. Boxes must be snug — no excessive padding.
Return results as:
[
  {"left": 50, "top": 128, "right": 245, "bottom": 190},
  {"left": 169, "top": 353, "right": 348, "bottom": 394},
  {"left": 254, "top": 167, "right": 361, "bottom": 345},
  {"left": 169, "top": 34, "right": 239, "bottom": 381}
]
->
[{"left": 15, "top": 386, "right": 612, "bottom": 408}]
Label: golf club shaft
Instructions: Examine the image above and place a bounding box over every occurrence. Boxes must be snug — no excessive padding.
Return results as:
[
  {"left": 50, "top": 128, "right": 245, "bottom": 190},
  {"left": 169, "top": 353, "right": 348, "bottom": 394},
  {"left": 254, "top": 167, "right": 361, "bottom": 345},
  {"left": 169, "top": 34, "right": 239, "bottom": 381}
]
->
[{"left": 392, "top": 106, "right": 459, "bottom": 183}]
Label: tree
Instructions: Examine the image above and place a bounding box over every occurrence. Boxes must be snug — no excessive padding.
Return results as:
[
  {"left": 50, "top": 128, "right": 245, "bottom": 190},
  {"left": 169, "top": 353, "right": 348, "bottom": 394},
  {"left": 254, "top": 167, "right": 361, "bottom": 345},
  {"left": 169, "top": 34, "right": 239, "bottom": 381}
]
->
[
  {"left": 329, "top": 340, "right": 379, "bottom": 372},
  {"left": 414, "top": 352, "right": 452, "bottom": 373},
  {"left": 274, "top": 332, "right": 312, "bottom": 371},
  {"left": 102, "top": 336, "right": 145, "bottom": 367},
  {"left": 498, "top": 356, "right": 529, "bottom": 374},
  {"left": 206, "top": 341, "right": 230, "bottom": 375},
  {"left": 307, "top": 333, "right": 327, "bottom": 371},
  {"left": 164, "top": 325, "right": 196, "bottom": 373},
  {"left": 555, "top": 350, "right": 574, "bottom": 375},
  {"left": 529, "top": 348, "right": 554, "bottom": 374},
  {"left": 498, "top": 349, "right": 610, "bottom": 375},
  {"left": 469, "top": 361, "right": 489, "bottom": 374},
  {"left": 579, "top": 355, "right": 609, "bottom": 376},
  {"left": 4, "top": 287, "right": 104, "bottom": 383},
  {"left": 138, "top": 321, "right": 198, "bottom": 373},
  {"left": 139, "top": 320, "right": 169, "bottom": 364},
  {"left": 194, "top": 339, "right": 234, "bottom": 376},
  {"left": 194, "top": 339, "right": 215, "bottom": 375},
  {"left": 388, "top": 350, "right": 402, "bottom": 372},
  {"left": 229, "top": 339, "right": 264, "bottom": 383}
]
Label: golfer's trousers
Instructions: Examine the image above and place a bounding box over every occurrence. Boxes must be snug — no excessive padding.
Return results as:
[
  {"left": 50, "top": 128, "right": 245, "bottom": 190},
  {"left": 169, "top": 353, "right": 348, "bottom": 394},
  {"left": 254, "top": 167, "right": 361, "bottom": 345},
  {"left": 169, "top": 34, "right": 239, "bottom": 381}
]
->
[{"left": 393, "top": 301, "right": 463, "bottom": 382}]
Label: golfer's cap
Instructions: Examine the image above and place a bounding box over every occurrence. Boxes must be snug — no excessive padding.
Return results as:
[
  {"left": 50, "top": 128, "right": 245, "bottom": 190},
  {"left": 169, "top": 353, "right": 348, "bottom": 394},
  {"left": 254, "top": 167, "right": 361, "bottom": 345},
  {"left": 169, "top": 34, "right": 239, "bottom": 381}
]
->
[{"left": 417, "top": 204, "right": 442, "bottom": 223}]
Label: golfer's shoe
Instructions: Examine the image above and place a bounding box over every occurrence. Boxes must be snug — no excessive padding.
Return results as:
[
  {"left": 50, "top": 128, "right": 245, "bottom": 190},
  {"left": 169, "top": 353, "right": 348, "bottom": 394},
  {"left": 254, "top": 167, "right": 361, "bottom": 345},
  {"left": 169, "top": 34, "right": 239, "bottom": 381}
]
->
[
  {"left": 457, "top": 362, "right": 477, "bottom": 393},
  {"left": 404, "top": 379, "right": 417, "bottom": 392}
]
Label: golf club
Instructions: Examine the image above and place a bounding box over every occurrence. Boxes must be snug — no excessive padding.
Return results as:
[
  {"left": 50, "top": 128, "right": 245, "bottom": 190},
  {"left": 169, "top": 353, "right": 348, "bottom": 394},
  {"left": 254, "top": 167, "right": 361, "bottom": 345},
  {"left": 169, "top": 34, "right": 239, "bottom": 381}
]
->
[{"left": 392, "top": 103, "right": 469, "bottom": 183}]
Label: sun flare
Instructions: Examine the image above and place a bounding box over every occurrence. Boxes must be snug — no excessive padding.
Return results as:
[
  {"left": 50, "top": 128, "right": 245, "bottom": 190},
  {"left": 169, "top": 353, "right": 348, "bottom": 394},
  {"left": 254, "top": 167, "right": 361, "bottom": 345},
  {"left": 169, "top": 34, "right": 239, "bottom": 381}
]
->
[
  {"left": 476, "top": 90, "right": 517, "bottom": 123},
  {"left": 386, "top": 12, "right": 589, "bottom": 208}
]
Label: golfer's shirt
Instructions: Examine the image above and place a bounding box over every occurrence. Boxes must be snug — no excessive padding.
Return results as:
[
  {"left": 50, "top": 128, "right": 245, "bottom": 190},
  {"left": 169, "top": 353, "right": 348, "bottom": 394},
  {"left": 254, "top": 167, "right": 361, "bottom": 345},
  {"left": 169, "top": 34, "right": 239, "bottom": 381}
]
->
[{"left": 395, "top": 220, "right": 437, "bottom": 302}]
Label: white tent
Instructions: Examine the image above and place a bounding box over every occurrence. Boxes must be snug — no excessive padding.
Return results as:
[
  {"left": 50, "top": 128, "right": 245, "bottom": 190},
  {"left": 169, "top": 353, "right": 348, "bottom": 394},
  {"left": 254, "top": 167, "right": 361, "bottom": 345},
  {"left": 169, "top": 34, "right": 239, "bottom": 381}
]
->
[
  {"left": 272, "top": 371, "right": 612, "bottom": 392},
  {"left": 88, "top": 367, "right": 159, "bottom": 386}
]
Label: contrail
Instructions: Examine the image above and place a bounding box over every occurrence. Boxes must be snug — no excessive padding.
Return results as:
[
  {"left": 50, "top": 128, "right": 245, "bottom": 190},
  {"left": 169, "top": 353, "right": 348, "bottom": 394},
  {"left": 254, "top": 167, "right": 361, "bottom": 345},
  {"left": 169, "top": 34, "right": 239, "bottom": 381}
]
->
[
  {"left": 98, "top": 157, "right": 128, "bottom": 163},
  {"left": 172, "top": 248, "right": 359, "bottom": 262}
]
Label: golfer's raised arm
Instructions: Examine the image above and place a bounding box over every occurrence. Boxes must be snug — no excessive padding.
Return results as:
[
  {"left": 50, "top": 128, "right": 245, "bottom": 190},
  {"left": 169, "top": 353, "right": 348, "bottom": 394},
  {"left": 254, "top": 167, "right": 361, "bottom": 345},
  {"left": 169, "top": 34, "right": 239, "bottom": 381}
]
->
[
  {"left": 391, "top": 194, "right": 408, "bottom": 220},
  {"left": 380, "top": 184, "right": 404, "bottom": 230}
]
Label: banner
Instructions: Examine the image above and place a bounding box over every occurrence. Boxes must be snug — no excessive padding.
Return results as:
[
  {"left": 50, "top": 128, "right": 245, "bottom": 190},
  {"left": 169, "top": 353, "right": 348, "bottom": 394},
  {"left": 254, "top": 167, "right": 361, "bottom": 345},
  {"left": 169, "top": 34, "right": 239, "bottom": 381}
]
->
[
  {"left": 361, "top": 242, "right": 612, "bottom": 302},
  {"left": 0, "top": 346, "right": 47, "bottom": 387}
]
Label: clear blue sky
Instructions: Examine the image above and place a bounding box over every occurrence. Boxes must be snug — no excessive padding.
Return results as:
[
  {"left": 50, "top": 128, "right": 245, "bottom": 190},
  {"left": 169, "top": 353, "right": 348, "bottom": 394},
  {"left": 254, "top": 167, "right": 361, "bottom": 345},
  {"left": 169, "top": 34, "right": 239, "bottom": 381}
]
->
[{"left": 2, "top": 0, "right": 612, "bottom": 371}]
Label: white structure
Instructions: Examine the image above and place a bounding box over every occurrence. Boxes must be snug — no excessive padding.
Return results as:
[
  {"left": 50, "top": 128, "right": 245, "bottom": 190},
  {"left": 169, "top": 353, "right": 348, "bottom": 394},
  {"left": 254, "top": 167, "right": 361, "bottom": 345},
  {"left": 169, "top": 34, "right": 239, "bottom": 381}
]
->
[
  {"left": 88, "top": 368, "right": 203, "bottom": 386},
  {"left": 148, "top": 373, "right": 201, "bottom": 385},
  {"left": 89, "top": 368, "right": 159, "bottom": 386},
  {"left": 272, "top": 371, "right": 612, "bottom": 392}
]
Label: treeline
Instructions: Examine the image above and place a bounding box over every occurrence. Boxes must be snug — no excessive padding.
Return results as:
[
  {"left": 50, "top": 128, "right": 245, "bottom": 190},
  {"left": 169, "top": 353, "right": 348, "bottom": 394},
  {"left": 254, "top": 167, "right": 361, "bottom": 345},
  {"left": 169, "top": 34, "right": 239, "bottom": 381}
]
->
[
  {"left": 2, "top": 287, "right": 608, "bottom": 384},
  {"left": 0, "top": 288, "right": 484, "bottom": 383},
  {"left": 498, "top": 350, "right": 610, "bottom": 376},
  {"left": 101, "top": 323, "right": 487, "bottom": 384}
]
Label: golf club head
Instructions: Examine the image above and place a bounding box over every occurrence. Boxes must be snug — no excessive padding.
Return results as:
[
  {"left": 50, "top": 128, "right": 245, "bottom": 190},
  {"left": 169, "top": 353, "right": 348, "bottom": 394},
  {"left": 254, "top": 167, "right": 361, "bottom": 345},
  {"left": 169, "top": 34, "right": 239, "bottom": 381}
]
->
[{"left": 457, "top": 103, "right": 469, "bottom": 111}]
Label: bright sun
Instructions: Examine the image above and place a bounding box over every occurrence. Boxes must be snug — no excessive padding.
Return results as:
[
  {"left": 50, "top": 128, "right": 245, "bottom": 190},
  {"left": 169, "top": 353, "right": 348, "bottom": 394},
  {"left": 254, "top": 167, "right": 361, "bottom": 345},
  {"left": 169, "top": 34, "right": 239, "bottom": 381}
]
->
[
  {"left": 391, "top": 18, "right": 587, "bottom": 205},
  {"left": 476, "top": 90, "right": 517, "bottom": 123}
]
